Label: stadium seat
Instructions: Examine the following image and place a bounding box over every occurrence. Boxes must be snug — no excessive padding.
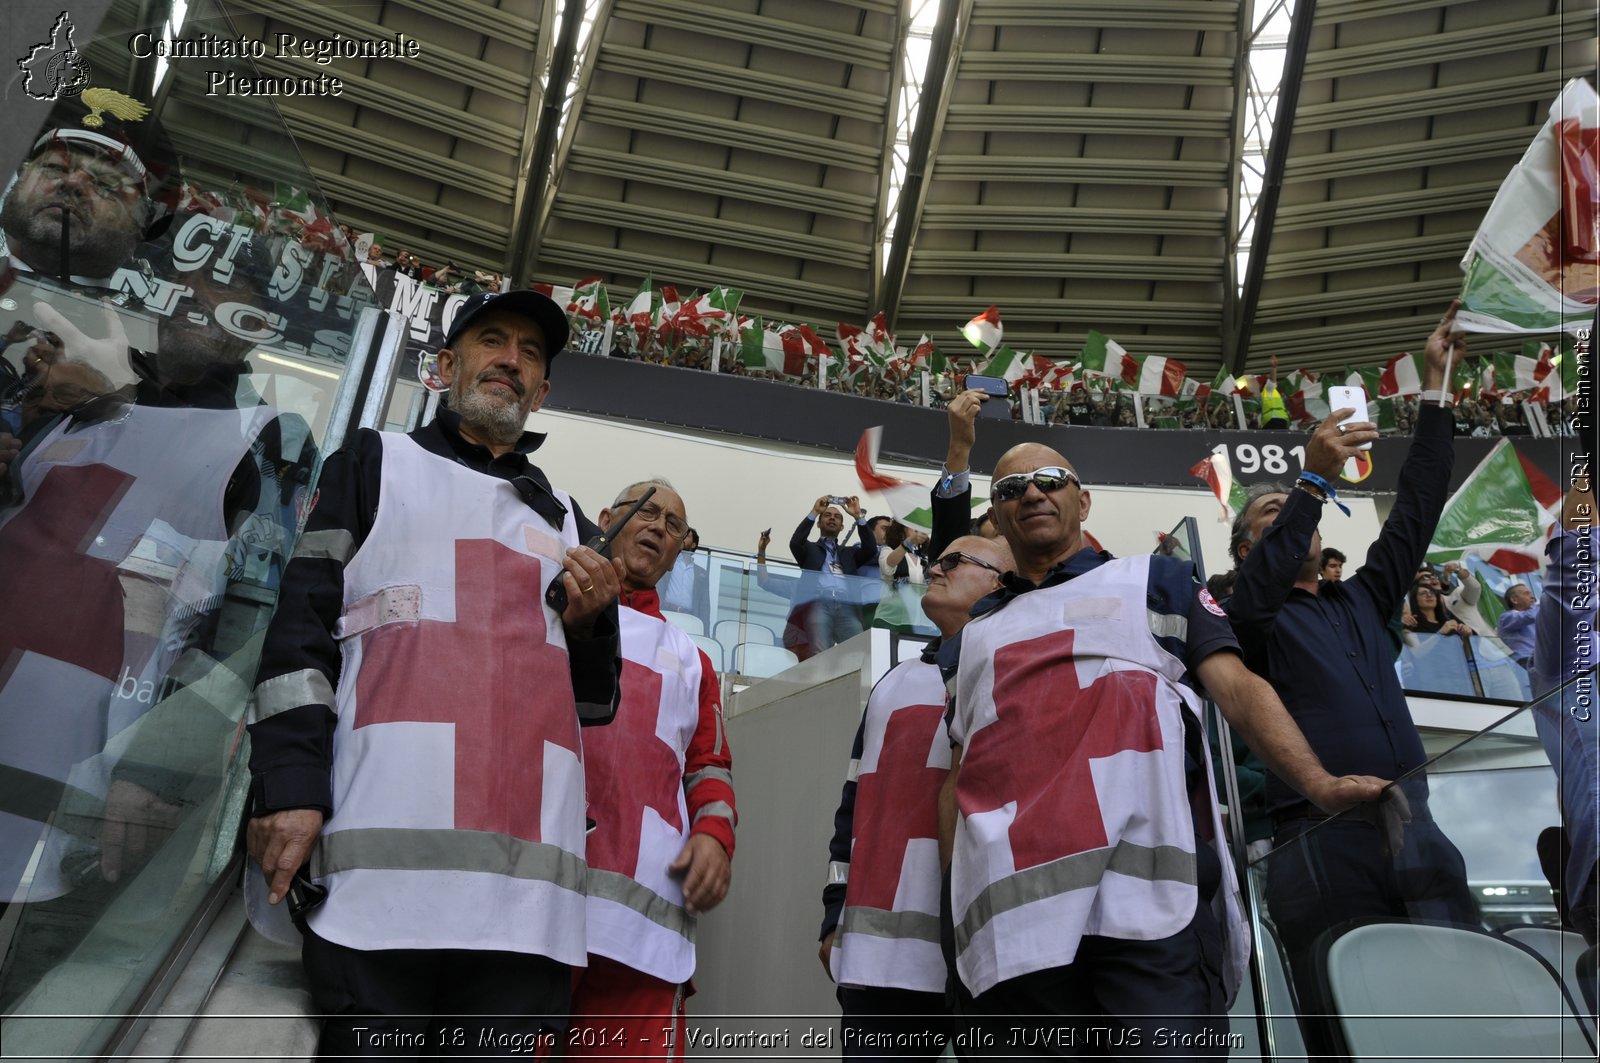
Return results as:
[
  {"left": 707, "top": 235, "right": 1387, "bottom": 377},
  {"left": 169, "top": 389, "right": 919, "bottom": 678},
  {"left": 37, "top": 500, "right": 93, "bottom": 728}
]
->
[
  {"left": 1501, "top": 925, "right": 1597, "bottom": 1031},
  {"left": 732, "top": 643, "right": 798, "bottom": 679},
  {"left": 689, "top": 634, "right": 726, "bottom": 672},
  {"left": 662, "top": 609, "right": 704, "bottom": 635},
  {"left": 1327, "top": 922, "right": 1594, "bottom": 1062},
  {"left": 713, "top": 619, "right": 775, "bottom": 649}
]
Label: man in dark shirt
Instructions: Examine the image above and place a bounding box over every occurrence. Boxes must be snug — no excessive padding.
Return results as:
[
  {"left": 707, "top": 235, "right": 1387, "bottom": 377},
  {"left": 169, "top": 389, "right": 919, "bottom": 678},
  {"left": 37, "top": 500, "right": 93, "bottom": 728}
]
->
[
  {"left": 245, "top": 290, "right": 624, "bottom": 1058},
  {"left": 1226, "top": 301, "right": 1477, "bottom": 1058},
  {"left": 790, "top": 495, "right": 879, "bottom": 654}
]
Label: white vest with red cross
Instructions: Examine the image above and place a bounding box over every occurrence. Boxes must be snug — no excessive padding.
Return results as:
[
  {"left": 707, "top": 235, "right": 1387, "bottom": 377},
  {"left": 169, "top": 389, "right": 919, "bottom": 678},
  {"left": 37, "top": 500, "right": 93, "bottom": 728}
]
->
[
  {"left": 831, "top": 656, "right": 951, "bottom": 993},
  {"left": 948, "top": 553, "right": 1247, "bottom": 999},
  {"left": 581, "top": 605, "right": 701, "bottom": 983},
  {"left": 0, "top": 403, "right": 275, "bottom": 903},
  {"left": 306, "top": 431, "right": 589, "bottom": 961}
]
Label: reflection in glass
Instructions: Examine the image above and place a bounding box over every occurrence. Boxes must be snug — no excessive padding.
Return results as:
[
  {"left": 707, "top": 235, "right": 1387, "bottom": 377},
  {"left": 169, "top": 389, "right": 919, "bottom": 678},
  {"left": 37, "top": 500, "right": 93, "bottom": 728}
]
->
[{"left": 0, "top": 2, "right": 362, "bottom": 1052}]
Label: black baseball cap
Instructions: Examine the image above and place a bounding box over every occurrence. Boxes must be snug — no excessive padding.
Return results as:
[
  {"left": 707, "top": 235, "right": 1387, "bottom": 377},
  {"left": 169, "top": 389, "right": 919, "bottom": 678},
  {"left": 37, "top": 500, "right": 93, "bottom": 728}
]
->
[{"left": 442, "top": 290, "right": 570, "bottom": 368}]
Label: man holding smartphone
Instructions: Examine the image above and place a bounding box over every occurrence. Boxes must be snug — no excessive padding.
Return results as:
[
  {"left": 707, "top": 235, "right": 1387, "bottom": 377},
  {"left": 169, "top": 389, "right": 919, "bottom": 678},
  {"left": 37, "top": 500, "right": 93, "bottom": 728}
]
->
[
  {"left": 791, "top": 495, "right": 878, "bottom": 655},
  {"left": 1226, "top": 300, "right": 1477, "bottom": 1059},
  {"left": 245, "top": 290, "right": 624, "bottom": 1059}
]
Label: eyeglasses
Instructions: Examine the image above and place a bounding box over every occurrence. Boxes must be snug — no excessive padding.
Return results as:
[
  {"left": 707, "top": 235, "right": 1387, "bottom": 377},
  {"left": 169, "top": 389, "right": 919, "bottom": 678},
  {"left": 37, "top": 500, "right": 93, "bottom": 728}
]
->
[
  {"left": 32, "top": 154, "right": 142, "bottom": 199},
  {"left": 614, "top": 498, "right": 689, "bottom": 540},
  {"left": 932, "top": 551, "right": 1005, "bottom": 577},
  {"left": 990, "top": 466, "right": 1081, "bottom": 502}
]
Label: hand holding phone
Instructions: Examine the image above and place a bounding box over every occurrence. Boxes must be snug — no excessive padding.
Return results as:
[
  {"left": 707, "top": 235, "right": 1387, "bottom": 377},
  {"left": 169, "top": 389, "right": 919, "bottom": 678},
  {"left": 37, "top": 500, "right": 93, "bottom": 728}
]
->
[
  {"left": 965, "top": 374, "right": 1013, "bottom": 419},
  {"left": 1327, "top": 385, "right": 1373, "bottom": 451}
]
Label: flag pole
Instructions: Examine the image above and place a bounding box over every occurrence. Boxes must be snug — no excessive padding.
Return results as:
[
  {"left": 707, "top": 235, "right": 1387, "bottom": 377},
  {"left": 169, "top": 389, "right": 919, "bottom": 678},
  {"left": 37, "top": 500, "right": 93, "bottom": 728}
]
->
[{"left": 1439, "top": 343, "right": 1454, "bottom": 407}]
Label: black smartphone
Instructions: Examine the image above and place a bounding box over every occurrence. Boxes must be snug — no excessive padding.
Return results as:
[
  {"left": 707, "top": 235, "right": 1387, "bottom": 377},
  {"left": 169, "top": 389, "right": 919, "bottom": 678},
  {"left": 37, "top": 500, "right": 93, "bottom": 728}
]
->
[{"left": 965, "top": 374, "right": 1013, "bottom": 419}]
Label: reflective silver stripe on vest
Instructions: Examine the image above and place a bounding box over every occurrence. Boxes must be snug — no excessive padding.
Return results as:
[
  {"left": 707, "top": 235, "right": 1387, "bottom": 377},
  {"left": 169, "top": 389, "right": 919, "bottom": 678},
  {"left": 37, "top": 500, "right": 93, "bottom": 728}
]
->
[
  {"left": 166, "top": 649, "right": 250, "bottom": 713},
  {"left": 712, "top": 710, "right": 725, "bottom": 757},
  {"left": 291, "top": 528, "right": 356, "bottom": 565},
  {"left": 586, "top": 866, "right": 694, "bottom": 938},
  {"left": 1146, "top": 610, "right": 1188, "bottom": 642},
  {"left": 310, "top": 827, "right": 585, "bottom": 892},
  {"left": 251, "top": 668, "right": 335, "bottom": 722},
  {"left": 841, "top": 905, "right": 941, "bottom": 945},
  {"left": 954, "top": 843, "right": 1195, "bottom": 954},
  {"left": 576, "top": 699, "right": 613, "bottom": 723},
  {"left": 846, "top": 758, "right": 861, "bottom": 784},
  {"left": 827, "top": 860, "right": 850, "bottom": 886},
  {"left": 683, "top": 766, "right": 733, "bottom": 791},
  {"left": 692, "top": 801, "right": 736, "bottom": 825}
]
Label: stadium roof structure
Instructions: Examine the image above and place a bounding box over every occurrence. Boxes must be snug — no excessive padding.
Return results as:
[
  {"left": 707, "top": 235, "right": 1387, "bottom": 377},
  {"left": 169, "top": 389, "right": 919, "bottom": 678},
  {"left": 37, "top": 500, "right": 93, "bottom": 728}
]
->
[{"left": 123, "top": 0, "right": 1600, "bottom": 379}]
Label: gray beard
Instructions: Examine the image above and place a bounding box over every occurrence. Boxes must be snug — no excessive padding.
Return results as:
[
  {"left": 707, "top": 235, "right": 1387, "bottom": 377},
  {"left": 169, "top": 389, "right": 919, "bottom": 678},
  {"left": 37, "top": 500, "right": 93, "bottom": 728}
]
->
[
  {"left": 450, "top": 377, "right": 524, "bottom": 445},
  {"left": 0, "top": 195, "right": 140, "bottom": 279}
]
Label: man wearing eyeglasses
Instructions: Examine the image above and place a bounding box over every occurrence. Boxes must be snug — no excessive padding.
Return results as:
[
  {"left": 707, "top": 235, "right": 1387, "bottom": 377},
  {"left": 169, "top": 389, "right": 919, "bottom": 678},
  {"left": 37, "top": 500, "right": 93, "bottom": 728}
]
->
[
  {"left": 938, "top": 444, "right": 1387, "bottom": 1055},
  {"left": 819, "top": 535, "right": 1012, "bottom": 1060},
  {"left": 567, "top": 479, "right": 736, "bottom": 1058},
  {"left": 244, "top": 290, "right": 624, "bottom": 1058}
]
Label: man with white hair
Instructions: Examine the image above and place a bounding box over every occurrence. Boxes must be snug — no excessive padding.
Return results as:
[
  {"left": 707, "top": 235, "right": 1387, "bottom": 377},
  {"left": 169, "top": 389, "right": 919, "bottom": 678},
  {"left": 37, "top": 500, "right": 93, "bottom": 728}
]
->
[{"left": 568, "top": 478, "right": 736, "bottom": 1058}]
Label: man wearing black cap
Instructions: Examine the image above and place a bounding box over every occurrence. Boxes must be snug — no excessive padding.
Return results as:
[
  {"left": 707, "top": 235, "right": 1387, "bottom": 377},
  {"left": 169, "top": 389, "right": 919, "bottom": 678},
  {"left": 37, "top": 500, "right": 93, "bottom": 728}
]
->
[{"left": 245, "top": 289, "right": 625, "bottom": 1058}]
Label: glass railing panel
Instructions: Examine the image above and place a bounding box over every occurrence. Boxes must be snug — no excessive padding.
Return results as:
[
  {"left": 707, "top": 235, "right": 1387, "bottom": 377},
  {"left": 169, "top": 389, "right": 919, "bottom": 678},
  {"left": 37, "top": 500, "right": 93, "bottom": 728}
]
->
[
  {"left": 1, "top": 2, "right": 366, "bottom": 1055},
  {"left": 1399, "top": 633, "right": 1533, "bottom": 702},
  {"left": 1244, "top": 680, "right": 1595, "bottom": 1061},
  {"left": 660, "top": 546, "right": 939, "bottom": 679}
]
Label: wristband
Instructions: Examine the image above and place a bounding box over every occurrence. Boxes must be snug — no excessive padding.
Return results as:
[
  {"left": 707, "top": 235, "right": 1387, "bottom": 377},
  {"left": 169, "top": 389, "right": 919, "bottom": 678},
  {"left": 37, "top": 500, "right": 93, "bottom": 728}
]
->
[
  {"left": 1297, "top": 470, "right": 1351, "bottom": 517},
  {"left": 1418, "top": 388, "right": 1454, "bottom": 408},
  {"left": 1294, "top": 477, "right": 1327, "bottom": 503}
]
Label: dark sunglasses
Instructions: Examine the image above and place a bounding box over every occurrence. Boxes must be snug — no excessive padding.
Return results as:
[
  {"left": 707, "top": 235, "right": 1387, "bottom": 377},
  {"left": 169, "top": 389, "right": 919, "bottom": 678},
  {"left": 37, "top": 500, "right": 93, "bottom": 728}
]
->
[
  {"left": 990, "top": 466, "right": 1081, "bottom": 502},
  {"left": 932, "top": 551, "right": 1005, "bottom": 577}
]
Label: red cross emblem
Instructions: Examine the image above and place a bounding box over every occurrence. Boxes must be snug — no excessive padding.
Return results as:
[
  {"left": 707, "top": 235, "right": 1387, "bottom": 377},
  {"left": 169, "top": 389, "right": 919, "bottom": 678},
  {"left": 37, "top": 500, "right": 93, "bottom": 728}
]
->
[
  {"left": 353, "top": 538, "right": 579, "bottom": 842},
  {"left": 582, "top": 656, "right": 686, "bottom": 877},
  {"left": 848, "top": 701, "right": 948, "bottom": 911},
  {"left": 0, "top": 463, "right": 133, "bottom": 683},
  {"left": 959, "top": 629, "right": 1163, "bottom": 870}
]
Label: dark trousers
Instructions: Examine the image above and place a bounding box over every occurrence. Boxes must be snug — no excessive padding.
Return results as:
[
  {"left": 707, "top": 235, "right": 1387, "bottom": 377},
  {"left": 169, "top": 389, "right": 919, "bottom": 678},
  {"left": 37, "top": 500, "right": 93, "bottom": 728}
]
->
[
  {"left": 839, "top": 985, "right": 956, "bottom": 1061},
  {"left": 1266, "top": 813, "right": 1477, "bottom": 1062},
  {"left": 301, "top": 925, "right": 570, "bottom": 1059},
  {"left": 959, "top": 899, "right": 1230, "bottom": 1059}
]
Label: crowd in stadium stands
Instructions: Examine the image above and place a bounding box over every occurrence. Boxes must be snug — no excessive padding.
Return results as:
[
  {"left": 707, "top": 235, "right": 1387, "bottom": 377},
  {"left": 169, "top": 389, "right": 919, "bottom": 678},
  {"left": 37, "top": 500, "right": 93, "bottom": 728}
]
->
[{"left": 589, "top": 334, "right": 1578, "bottom": 439}]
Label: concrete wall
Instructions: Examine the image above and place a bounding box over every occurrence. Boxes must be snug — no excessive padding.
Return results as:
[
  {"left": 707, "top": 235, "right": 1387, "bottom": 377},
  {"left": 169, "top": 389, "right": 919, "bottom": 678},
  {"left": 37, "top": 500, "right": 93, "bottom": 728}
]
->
[{"left": 688, "top": 631, "right": 908, "bottom": 1056}]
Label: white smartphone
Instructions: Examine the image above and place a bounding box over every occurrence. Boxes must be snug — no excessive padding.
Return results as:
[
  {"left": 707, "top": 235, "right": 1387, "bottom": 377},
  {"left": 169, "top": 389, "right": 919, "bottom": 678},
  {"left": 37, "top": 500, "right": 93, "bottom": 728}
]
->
[{"left": 1327, "top": 385, "right": 1373, "bottom": 451}]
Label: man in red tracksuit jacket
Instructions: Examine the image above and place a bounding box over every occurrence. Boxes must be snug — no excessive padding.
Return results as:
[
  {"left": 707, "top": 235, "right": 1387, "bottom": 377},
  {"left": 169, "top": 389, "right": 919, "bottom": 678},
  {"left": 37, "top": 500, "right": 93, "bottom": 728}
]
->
[{"left": 567, "top": 477, "right": 736, "bottom": 1059}]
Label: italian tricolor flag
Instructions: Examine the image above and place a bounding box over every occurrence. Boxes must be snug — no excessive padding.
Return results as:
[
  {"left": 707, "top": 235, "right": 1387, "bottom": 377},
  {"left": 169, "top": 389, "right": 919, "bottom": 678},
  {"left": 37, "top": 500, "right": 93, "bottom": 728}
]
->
[
  {"left": 853, "top": 427, "right": 938, "bottom": 533},
  {"left": 1078, "top": 329, "right": 1127, "bottom": 377},
  {"left": 1123, "top": 354, "right": 1188, "bottom": 396},
  {"left": 1378, "top": 352, "right": 1425, "bottom": 397},
  {"left": 962, "top": 306, "right": 1003, "bottom": 354},
  {"left": 1425, "top": 439, "right": 1563, "bottom": 574},
  {"left": 1188, "top": 444, "right": 1248, "bottom": 522},
  {"left": 1456, "top": 77, "right": 1598, "bottom": 335}
]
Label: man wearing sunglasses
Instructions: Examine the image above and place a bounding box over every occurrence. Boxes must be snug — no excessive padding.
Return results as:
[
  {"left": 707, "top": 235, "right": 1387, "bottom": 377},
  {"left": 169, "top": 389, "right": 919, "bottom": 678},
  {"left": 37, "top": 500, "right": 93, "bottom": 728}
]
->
[
  {"left": 820, "top": 535, "right": 1013, "bottom": 1059},
  {"left": 567, "top": 479, "right": 735, "bottom": 1058},
  {"left": 939, "top": 442, "right": 1387, "bottom": 1054}
]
